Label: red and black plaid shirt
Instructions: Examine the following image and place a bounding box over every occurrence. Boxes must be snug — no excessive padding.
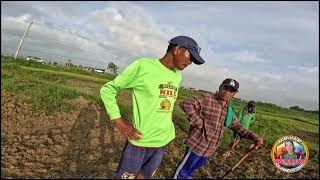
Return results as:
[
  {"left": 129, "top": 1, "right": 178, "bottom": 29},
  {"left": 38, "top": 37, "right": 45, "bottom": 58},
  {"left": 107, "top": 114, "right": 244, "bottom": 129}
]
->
[{"left": 179, "top": 92, "right": 259, "bottom": 157}]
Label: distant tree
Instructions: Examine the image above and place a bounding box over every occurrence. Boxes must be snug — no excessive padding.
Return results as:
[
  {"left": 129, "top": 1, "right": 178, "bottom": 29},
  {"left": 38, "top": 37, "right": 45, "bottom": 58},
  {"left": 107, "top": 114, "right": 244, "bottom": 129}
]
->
[
  {"left": 290, "top": 106, "right": 304, "bottom": 111},
  {"left": 66, "top": 59, "right": 72, "bottom": 67},
  {"left": 107, "top": 62, "right": 119, "bottom": 75},
  {"left": 66, "top": 59, "right": 76, "bottom": 68},
  {"left": 305, "top": 110, "right": 319, "bottom": 115}
]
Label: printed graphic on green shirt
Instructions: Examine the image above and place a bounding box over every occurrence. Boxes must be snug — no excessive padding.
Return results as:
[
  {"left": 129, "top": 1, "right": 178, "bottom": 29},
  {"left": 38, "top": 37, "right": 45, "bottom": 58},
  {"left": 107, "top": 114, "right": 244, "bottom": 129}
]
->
[{"left": 158, "top": 81, "right": 178, "bottom": 112}]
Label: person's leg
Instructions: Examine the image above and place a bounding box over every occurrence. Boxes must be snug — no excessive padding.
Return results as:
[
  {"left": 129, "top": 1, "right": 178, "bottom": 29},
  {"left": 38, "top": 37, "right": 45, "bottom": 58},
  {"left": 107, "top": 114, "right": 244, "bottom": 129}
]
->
[
  {"left": 114, "top": 142, "right": 146, "bottom": 179},
  {"left": 186, "top": 153, "right": 208, "bottom": 178},
  {"left": 135, "top": 173, "right": 145, "bottom": 179},
  {"left": 138, "top": 145, "right": 168, "bottom": 179},
  {"left": 173, "top": 149, "right": 192, "bottom": 179},
  {"left": 173, "top": 148, "right": 192, "bottom": 179},
  {"left": 222, "top": 143, "right": 234, "bottom": 157},
  {"left": 222, "top": 132, "right": 238, "bottom": 157},
  {"left": 232, "top": 137, "right": 241, "bottom": 151},
  {"left": 173, "top": 148, "right": 208, "bottom": 179}
]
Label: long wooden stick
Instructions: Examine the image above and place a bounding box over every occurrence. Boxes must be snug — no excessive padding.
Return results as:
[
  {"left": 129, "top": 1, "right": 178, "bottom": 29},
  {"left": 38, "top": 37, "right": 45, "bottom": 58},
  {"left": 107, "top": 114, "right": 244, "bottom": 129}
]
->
[{"left": 220, "top": 144, "right": 256, "bottom": 179}]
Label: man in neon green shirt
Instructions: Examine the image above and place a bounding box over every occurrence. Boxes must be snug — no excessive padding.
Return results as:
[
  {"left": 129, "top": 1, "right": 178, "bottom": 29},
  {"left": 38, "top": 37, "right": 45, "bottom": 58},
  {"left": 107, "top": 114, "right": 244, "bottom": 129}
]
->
[
  {"left": 222, "top": 101, "right": 256, "bottom": 157},
  {"left": 100, "top": 36, "right": 205, "bottom": 179}
]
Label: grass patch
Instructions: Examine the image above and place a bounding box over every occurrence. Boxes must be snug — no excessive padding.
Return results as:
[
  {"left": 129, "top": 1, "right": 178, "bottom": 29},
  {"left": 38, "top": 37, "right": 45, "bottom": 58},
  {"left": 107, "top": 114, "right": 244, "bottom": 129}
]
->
[
  {"left": 1, "top": 60, "right": 108, "bottom": 114},
  {"left": 32, "top": 84, "right": 81, "bottom": 114}
]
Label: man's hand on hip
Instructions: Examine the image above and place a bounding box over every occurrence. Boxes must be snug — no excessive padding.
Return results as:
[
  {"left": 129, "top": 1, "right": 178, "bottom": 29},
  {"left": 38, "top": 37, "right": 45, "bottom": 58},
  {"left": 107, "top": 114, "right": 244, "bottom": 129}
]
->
[{"left": 114, "top": 118, "right": 142, "bottom": 141}]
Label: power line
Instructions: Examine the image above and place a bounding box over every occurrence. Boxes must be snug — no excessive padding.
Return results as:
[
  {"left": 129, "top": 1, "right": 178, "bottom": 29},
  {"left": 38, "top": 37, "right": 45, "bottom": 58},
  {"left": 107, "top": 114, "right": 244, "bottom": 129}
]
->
[
  {"left": 2, "top": 29, "right": 95, "bottom": 53},
  {"left": 2, "top": 21, "right": 131, "bottom": 65},
  {"left": 1, "top": 29, "right": 118, "bottom": 59},
  {"left": 28, "top": 36, "right": 118, "bottom": 59},
  {"left": 1, "top": 29, "right": 25, "bottom": 37},
  {"left": 2, "top": 46, "right": 110, "bottom": 69},
  {"left": 36, "top": 22, "right": 126, "bottom": 54},
  {"left": 1, "top": 5, "right": 126, "bottom": 55},
  {"left": 1, "top": 44, "right": 108, "bottom": 64}
]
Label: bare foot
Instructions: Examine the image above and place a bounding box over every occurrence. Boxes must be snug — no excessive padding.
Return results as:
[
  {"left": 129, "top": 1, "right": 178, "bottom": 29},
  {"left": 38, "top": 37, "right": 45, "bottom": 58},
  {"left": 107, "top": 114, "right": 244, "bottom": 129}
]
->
[
  {"left": 222, "top": 149, "right": 235, "bottom": 158},
  {"left": 222, "top": 151, "right": 231, "bottom": 158}
]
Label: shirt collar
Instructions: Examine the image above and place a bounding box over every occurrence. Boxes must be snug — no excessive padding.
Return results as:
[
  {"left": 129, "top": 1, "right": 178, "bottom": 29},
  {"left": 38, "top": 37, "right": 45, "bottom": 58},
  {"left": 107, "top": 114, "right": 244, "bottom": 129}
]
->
[{"left": 214, "top": 92, "right": 230, "bottom": 107}]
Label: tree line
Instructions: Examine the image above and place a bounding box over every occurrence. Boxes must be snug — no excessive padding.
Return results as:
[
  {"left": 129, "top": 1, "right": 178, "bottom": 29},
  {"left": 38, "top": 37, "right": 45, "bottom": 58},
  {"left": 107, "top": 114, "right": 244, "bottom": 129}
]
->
[{"left": 289, "top": 106, "right": 319, "bottom": 115}]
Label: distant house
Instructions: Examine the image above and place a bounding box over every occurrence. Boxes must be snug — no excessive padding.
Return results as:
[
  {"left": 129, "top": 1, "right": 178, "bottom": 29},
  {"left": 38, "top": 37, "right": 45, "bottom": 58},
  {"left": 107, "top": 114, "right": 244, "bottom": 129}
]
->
[
  {"left": 26, "top": 56, "right": 45, "bottom": 64},
  {"left": 48, "top": 61, "right": 58, "bottom": 66},
  {"left": 82, "top": 66, "right": 94, "bottom": 72},
  {"left": 94, "top": 68, "right": 105, "bottom": 74},
  {"left": 198, "top": 89, "right": 212, "bottom": 94},
  {"left": 182, "top": 87, "right": 198, "bottom": 91}
]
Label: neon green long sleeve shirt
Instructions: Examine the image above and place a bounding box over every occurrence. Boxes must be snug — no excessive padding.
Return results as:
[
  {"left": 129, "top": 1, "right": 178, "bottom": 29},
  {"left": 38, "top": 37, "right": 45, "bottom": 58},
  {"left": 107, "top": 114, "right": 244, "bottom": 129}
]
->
[
  {"left": 100, "top": 58, "right": 182, "bottom": 147},
  {"left": 238, "top": 108, "right": 256, "bottom": 129}
]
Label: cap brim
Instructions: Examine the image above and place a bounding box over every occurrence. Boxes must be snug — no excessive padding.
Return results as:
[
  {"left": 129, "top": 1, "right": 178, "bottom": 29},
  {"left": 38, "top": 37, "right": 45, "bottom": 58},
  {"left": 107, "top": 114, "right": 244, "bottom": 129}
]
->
[{"left": 189, "top": 49, "right": 205, "bottom": 65}]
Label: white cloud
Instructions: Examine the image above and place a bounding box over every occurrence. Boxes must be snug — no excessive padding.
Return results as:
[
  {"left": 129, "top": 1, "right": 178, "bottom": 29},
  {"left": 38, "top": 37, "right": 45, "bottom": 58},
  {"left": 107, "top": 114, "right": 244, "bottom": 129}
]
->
[
  {"left": 300, "top": 66, "right": 319, "bottom": 73},
  {"left": 260, "top": 72, "right": 283, "bottom": 81},
  {"left": 288, "top": 64, "right": 319, "bottom": 73},
  {"left": 231, "top": 50, "right": 268, "bottom": 63},
  {"left": 89, "top": 2, "right": 180, "bottom": 58}
]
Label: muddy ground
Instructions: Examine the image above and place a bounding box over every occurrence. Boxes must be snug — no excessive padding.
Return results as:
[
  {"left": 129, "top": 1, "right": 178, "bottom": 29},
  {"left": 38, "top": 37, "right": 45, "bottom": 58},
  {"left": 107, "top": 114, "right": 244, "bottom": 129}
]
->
[{"left": 1, "top": 91, "right": 319, "bottom": 179}]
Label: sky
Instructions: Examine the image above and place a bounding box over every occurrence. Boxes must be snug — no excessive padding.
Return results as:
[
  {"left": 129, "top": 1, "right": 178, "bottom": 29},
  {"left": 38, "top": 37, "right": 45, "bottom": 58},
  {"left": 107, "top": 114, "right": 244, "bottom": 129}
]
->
[{"left": 1, "top": 1, "right": 319, "bottom": 110}]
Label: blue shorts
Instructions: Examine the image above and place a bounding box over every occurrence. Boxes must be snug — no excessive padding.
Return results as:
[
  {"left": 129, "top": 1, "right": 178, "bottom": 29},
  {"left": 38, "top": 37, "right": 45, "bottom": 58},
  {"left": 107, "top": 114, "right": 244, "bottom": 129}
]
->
[{"left": 115, "top": 142, "right": 168, "bottom": 179}]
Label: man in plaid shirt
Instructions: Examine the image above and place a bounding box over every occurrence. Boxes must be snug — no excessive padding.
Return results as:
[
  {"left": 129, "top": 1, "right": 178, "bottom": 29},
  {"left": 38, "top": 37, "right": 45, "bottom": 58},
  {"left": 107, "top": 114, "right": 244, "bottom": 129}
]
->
[{"left": 173, "top": 78, "right": 263, "bottom": 179}]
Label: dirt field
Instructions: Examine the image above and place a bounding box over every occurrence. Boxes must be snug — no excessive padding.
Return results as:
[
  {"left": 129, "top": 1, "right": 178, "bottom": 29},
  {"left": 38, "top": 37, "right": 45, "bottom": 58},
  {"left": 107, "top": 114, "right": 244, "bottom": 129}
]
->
[
  {"left": 1, "top": 91, "right": 126, "bottom": 178},
  {"left": 1, "top": 91, "right": 319, "bottom": 179}
]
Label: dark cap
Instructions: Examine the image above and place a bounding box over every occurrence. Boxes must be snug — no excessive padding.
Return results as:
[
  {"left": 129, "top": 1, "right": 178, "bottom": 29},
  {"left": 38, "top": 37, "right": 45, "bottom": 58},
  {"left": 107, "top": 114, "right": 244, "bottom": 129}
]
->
[
  {"left": 248, "top": 101, "right": 256, "bottom": 107},
  {"left": 169, "top": 36, "right": 205, "bottom": 65},
  {"left": 221, "top": 78, "right": 239, "bottom": 92}
]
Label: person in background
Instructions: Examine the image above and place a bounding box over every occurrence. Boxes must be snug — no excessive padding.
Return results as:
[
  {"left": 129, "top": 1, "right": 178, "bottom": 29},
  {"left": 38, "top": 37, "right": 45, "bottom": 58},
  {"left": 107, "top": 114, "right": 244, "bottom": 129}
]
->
[{"left": 222, "top": 100, "right": 257, "bottom": 158}]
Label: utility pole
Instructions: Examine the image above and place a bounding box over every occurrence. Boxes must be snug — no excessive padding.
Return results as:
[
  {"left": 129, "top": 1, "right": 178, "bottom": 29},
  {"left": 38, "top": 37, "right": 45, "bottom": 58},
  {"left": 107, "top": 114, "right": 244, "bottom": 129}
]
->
[{"left": 14, "top": 21, "right": 33, "bottom": 60}]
